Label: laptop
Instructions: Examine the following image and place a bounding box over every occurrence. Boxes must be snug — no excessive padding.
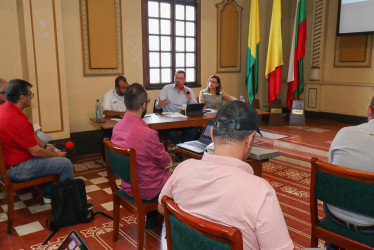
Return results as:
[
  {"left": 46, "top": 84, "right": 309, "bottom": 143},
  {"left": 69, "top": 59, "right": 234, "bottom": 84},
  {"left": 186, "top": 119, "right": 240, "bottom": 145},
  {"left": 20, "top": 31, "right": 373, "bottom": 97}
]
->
[
  {"left": 177, "top": 120, "right": 214, "bottom": 154},
  {"left": 184, "top": 103, "right": 205, "bottom": 116},
  {"left": 58, "top": 230, "right": 89, "bottom": 250}
]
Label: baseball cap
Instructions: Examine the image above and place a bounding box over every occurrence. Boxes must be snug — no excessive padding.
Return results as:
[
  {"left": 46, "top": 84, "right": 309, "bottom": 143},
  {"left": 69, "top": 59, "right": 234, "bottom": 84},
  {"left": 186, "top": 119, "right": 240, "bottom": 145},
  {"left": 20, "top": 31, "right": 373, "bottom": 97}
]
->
[{"left": 213, "top": 100, "right": 263, "bottom": 136}]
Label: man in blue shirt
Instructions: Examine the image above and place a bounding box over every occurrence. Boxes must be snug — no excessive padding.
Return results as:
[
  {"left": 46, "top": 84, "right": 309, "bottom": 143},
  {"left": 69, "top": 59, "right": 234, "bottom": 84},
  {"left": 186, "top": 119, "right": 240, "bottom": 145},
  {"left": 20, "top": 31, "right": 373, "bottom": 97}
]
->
[{"left": 155, "top": 70, "right": 198, "bottom": 146}]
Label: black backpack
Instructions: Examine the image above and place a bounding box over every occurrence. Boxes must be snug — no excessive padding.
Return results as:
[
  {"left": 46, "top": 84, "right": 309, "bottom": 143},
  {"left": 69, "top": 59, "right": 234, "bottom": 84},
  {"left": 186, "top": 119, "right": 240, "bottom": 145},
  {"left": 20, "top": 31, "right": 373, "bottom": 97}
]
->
[{"left": 43, "top": 178, "right": 112, "bottom": 245}]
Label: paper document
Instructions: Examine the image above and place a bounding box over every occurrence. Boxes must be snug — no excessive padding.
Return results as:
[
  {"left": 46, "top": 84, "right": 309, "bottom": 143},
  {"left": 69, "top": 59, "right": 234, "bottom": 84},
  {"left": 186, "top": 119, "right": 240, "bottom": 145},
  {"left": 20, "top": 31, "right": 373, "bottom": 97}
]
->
[
  {"left": 111, "top": 118, "right": 121, "bottom": 122},
  {"left": 162, "top": 112, "right": 187, "bottom": 118}
]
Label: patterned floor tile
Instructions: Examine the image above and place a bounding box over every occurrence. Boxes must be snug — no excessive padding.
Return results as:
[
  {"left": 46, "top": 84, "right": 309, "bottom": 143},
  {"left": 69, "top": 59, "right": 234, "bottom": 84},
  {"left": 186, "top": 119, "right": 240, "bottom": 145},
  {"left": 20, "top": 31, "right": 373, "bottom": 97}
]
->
[{"left": 14, "top": 221, "right": 44, "bottom": 236}]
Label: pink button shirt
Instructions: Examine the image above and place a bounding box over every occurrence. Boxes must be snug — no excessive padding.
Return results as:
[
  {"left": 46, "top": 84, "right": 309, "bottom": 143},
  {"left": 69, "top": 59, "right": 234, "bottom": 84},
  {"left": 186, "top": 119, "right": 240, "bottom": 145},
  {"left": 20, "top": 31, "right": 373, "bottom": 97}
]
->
[
  {"left": 112, "top": 113, "right": 171, "bottom": 200},
  {"left": 159, "top": 153, "right": 293, "bottom": 250}
]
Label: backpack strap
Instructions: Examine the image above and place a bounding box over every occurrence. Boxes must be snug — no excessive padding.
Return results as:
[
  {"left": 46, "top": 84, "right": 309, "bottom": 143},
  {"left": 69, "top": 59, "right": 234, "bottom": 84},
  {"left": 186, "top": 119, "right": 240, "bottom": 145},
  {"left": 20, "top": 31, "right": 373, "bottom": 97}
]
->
[
  {"left": 42, "top": 229, "right": 58, "bottom": 245},
  {"left": 92, "top": 211, "right": 113, "bottom": 221}
]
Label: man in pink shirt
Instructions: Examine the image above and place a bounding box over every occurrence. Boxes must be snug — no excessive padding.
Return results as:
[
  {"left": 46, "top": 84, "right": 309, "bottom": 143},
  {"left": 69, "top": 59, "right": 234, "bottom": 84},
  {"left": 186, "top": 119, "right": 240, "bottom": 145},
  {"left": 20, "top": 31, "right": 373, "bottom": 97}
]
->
[
  {"left": 111, "top": 82, "right": 173, "bottom": 228},
  {"left": 158, "top": 101, "right": 293, "bottom": 250}
]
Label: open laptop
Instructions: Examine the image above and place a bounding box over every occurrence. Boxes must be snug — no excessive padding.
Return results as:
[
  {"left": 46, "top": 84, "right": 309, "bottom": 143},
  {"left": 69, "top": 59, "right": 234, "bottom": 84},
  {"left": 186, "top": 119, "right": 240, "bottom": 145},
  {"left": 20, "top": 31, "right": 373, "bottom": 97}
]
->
[
  {"left": 177, "top": 120, "right": 213, "bottom": 154},
  {"left": 184, "top": 103, "right": 205, "bottom": 116}
]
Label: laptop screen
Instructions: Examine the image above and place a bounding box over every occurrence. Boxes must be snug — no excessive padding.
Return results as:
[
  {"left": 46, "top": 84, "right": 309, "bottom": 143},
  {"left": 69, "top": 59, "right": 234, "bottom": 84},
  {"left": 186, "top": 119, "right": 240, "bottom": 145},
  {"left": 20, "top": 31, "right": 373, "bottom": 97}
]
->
[{"left": 199, "top": 120, "right": 214, "bottom": 144}]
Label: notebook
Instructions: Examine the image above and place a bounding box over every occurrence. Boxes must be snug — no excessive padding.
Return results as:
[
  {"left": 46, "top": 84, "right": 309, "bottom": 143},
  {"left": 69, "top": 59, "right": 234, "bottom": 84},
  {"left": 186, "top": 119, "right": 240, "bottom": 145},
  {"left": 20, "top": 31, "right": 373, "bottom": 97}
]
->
[
  {"left": 184, "top": 103, "right": 205, "bottom": 116},
  {"left": 176, "top": 120, "right": 214, "bottom": 154}
]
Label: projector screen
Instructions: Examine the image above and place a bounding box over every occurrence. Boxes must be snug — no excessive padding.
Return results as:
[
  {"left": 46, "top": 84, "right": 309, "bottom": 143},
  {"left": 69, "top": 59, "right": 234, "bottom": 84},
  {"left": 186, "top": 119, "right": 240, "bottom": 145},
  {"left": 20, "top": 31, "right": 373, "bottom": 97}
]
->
[{"left": 337, "top": 0, "right": 374, "bottom": 35}]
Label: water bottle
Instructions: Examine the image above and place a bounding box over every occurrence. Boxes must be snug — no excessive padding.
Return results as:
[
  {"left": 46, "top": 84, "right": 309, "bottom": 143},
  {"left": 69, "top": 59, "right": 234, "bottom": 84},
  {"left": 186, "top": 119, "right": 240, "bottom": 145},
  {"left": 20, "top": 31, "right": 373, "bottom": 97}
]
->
[
  {"left": 95, "top": 99, "right": 101, "bottom": 120},
  {"left": 240, "top": 93, "right": 245, "bottom": 102}
]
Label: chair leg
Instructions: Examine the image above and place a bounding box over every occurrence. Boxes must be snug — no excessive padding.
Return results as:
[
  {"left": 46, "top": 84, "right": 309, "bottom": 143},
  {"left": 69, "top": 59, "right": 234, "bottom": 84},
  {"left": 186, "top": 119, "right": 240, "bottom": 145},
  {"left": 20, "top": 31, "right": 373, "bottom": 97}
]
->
[
  {"left": 310, "top": 233, "right": 318, "bottom": 248},
  {"left": 113, "top": 198, "right": 120, "bottom": 241},
  {"left": 7, "top": 191, "right": 14, "bottom": 234},
  {"left": 137, "top": 211, "right": 146, "bottom": 250},
  {"left": 38, "top": 185, "right": 44, "bottom": 204}
]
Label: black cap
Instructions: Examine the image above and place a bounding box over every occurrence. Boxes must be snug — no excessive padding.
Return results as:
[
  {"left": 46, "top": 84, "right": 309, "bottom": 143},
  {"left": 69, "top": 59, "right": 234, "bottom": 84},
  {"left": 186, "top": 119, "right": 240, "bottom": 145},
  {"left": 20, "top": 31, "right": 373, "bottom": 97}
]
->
[{"left": 214, "top": 100, "right": 262, "bottom": 136}]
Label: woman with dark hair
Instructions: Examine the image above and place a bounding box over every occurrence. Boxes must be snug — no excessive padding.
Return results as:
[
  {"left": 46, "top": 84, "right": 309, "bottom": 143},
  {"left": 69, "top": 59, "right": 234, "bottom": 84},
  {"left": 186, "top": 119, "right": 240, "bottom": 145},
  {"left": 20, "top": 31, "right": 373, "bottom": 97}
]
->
[{"left": 199, "top": 75, "right": 236, "bottom": 109}]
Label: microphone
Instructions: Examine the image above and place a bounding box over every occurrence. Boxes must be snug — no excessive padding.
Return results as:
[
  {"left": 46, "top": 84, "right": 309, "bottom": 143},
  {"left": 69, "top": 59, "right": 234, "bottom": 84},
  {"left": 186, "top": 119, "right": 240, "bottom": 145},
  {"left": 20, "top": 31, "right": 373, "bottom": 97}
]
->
[
  {"left": 63, "top": 141, "right": 75, "bottom": 152},
  {"left": 178, "top": 85, "right": 190, "bottom": 95}
]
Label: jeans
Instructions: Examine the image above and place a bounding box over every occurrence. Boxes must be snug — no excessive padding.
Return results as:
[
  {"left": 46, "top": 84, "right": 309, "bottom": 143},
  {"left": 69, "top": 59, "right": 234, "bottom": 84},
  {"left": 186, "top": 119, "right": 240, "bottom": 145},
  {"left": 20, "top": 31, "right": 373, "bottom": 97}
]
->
[
  {"left": 7, "top": 157, "right": 73, "bottom": 196},
  {"left": 167, "top": 127, "right": 198, "bottom": 145}
]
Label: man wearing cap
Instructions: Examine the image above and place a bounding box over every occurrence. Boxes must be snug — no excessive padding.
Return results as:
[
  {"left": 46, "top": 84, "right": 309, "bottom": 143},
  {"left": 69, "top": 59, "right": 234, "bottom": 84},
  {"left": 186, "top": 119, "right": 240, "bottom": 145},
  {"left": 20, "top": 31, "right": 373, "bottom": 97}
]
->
[
  {"left": 324, "top": 96, "right": 374, "bottom": 249},
  {"left": 158, "top": 100, "right": 293, "bottom": 250}
]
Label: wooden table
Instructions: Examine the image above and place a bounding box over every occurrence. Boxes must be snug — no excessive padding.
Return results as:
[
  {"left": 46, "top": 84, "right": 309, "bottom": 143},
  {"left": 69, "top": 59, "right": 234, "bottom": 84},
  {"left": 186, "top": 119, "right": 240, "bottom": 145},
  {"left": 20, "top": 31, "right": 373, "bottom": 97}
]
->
[
  {"left": 90, "top": 112, "right": 216, "bottom": 130},
  {"left": 90, "top": 109, "right": 270, "bottom": 130},
  {"left": 175, "top": 146, "right": 280, "bottom": 177}
]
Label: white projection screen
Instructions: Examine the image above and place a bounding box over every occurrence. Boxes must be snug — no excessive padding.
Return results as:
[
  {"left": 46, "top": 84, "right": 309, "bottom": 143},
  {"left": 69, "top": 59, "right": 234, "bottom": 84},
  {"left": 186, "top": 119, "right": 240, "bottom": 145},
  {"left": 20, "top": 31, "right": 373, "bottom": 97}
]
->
[{"left": 337, "top": 0, "right": 374, "bottom": 35}]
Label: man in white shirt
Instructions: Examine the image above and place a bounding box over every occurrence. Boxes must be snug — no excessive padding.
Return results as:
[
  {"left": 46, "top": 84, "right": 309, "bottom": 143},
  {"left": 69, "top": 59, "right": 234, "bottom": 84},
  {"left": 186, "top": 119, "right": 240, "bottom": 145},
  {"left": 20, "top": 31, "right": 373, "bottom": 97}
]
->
[
  {"left": 102, "top": 75, "right": 129, "bottom": 117},
  {"left": 326, "top": 96, "right": 374, "bottom": 249}
]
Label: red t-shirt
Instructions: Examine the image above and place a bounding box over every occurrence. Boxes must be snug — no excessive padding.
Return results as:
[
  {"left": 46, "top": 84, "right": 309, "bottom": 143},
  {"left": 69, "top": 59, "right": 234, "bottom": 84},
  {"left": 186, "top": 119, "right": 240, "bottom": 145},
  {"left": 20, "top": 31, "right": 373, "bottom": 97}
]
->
[{"left": 0, "top": 101, "right": 37, "bottom": 167}]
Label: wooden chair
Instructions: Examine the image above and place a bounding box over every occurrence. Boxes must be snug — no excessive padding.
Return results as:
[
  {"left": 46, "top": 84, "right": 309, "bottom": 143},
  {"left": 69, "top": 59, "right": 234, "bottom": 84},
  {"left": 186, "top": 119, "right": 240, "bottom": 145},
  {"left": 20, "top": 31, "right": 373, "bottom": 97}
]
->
[
  {"left": 103, "top": 138, "right": 158, "bottom": 249},
  {"left": 161, "top": 196, "right": 243, "bottom": 250},
  {"left": 310, "top": 157, "right": 374, "bottom": 249},
  {"left": 0, "top": 139, "right": 59, "bottom": 234}
]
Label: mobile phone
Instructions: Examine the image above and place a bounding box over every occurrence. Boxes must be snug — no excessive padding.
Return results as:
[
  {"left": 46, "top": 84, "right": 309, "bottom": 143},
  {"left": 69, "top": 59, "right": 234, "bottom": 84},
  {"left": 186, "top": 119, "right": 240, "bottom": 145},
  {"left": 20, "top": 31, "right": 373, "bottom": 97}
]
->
[{"left": 58, "top": 230, "right": 89, "bottom": 250}]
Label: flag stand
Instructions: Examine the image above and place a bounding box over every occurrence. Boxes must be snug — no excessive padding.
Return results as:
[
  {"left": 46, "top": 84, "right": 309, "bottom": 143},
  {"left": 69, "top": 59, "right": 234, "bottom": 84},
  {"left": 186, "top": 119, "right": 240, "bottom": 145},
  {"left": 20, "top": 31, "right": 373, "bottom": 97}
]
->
[
  {"left": 269, "top": 99, "right": 283, "bottom": 126},
  {"left": 289, "top": 99, "right": 305, "bottom": 126}
]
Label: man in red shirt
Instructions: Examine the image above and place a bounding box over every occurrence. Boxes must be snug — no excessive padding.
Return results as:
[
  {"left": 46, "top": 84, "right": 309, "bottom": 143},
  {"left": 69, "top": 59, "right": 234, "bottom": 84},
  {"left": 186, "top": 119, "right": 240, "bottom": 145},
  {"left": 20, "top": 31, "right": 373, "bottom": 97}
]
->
[{"left": 0, "top": 79, "right": 73, "bottom": 203}]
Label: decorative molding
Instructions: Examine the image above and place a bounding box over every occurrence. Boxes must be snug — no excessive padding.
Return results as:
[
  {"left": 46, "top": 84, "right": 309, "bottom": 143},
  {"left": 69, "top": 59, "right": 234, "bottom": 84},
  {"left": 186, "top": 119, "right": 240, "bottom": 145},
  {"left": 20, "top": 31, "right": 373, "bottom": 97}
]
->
[
  {"left": 310, "top": 0, "right": 324, "bottom": 81},
  {"left": 307, "top": 88, "right": 317, "bottom": 108},
  {"left": 79, "top": 0, "right": 123, "bottom": 76},
  {"left": 334, "top": 35, "right": 372, "bottom": 67},
  {"left": 216, "top": 0, "right": 242, "bottom": 73},
  {"left": 29, "top": 0, "right": 64, "bottom": 133}
]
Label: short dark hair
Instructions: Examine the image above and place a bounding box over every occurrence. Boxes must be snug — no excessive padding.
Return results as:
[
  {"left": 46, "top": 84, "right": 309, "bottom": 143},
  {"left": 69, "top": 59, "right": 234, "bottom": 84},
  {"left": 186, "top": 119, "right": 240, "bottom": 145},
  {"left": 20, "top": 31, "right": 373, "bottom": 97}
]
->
[
  {"left": 370, "top": 97, "right": 374, "bottom": 118},
  {"left": 208, "top": 75, "right": 221, "bottom": 95},
  {"left": 124, "top": 83, "right": 147, "bottom": 111},
  {"left": 213, "top": 127, "right": 253, "bottom": 144},
  {"left": 6, "top": 79, "right": 32, "bottom": 103},
  {"left": 175, "top": 70, "right": 186, "bottom": 79},
  {"left": 115, "top": 75, "right": 128, "bottom": 88}
]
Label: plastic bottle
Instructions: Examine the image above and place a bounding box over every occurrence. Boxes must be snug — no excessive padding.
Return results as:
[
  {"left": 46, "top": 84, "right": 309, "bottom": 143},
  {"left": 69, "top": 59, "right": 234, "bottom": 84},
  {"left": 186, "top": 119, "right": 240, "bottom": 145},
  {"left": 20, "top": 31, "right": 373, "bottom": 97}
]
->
[
  {"left": 95, "top": 99, "right": 101, "bottom": 120},
  {"left": 239, "top": 93, "right": 245, "bottom": 102}
]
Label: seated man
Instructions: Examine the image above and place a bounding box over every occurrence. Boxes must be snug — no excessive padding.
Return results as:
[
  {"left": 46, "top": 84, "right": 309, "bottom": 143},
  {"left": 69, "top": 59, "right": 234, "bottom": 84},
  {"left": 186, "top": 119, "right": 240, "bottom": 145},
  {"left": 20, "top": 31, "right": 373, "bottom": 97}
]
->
[
  {"left": 102, "top": 75, "right": 129, "bottom": 117},
  {"left": 0, "top": 79, "right": 73, "bottom": 203},
  {"left": 111, "top": 82, "right": 173, "bottom": 228},
  {"left": 325, "top": 96, "right": 374, "bottom": 249},
  {"left": 158, "top": 101, "right": 293, "bottom": 250},
  {"left": 0, "top": 77, "right": 57, "bottom": 152},
  {"left": 155, "top": 70, "right": 198, "bottom": 145}
]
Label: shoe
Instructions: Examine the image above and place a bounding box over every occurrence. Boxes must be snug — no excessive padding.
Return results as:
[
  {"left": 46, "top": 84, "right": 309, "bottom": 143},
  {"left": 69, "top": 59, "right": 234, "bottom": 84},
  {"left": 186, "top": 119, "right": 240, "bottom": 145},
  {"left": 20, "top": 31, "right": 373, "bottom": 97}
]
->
[{"left": 43, "top": 196, "right": 51, "bottom": 204}]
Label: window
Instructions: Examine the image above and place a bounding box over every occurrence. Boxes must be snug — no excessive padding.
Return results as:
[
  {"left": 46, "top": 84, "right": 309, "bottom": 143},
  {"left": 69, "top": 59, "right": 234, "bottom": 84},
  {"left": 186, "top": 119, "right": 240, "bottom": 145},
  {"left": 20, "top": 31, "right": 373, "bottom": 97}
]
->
[{"left": 142, "top": 0, "right": 200, "bottom": 89}]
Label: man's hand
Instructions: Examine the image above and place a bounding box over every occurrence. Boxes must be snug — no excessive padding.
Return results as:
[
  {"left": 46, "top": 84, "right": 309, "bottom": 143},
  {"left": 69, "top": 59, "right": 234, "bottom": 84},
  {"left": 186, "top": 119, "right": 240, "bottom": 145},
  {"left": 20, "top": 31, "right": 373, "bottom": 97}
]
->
[
  {"left": 157, "top": 96, "right": 172, "bottom": 107},
  {"left": 56, "top": 151, "right": 68, "bottom": 157},
  {"left": 164, "top": 160, "right": 174, "bottom": 171},
  {"left": 183, "top": 88, "right": 192, "bottom": 100},
  {"left": 45, "top": 144, "right": 57, "bottom": 152}
]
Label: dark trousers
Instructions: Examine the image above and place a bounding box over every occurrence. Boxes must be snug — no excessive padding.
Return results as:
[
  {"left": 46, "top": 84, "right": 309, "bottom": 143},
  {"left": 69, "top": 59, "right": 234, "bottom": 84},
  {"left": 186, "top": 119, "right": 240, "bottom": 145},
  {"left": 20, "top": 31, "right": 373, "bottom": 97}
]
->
[{"left": 167, "top": 127, "right": 198, "bottom": 145}]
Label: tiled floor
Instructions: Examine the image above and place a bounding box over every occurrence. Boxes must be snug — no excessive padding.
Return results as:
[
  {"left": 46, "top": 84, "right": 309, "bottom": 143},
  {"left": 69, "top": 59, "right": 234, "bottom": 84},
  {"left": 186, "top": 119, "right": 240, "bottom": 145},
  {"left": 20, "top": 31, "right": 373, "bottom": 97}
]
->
[{"left": 0, "top": 118, "right": 352, "bottom": 249}]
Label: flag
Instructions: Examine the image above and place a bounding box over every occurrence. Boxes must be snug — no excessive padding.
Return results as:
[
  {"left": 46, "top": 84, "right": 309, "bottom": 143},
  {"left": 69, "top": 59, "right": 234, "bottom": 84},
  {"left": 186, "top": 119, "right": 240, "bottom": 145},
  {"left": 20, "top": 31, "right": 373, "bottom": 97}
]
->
[
  {"left": 287, "top": 0, "right": 306, "bottom": 110},
  {"left": 245, "top": 0, "right": 260, "bottom": 105},
  {"left": 265, "top": 0, "right": 283, "bottom": 105}
]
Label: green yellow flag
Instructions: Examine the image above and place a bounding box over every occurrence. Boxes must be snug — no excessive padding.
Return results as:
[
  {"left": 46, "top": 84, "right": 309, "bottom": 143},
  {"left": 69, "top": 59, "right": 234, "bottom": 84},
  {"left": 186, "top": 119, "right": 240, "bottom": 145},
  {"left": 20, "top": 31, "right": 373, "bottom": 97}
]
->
[{"left": 245, "top": 0, "right": 260, "bottom": 105}]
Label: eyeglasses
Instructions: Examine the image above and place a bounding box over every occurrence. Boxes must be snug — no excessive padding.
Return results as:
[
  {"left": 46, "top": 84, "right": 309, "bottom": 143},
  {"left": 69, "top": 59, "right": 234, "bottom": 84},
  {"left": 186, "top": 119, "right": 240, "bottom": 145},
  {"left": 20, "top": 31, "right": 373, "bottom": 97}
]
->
[
  {"left": 175, "top": 77, "right": 185, "bottom": 80},
  {"left": 24, "top": 92, "right": 34, "bottom": 98},
  {"left": 0, "top": 91, "right": 5, "bottom": 94}
]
